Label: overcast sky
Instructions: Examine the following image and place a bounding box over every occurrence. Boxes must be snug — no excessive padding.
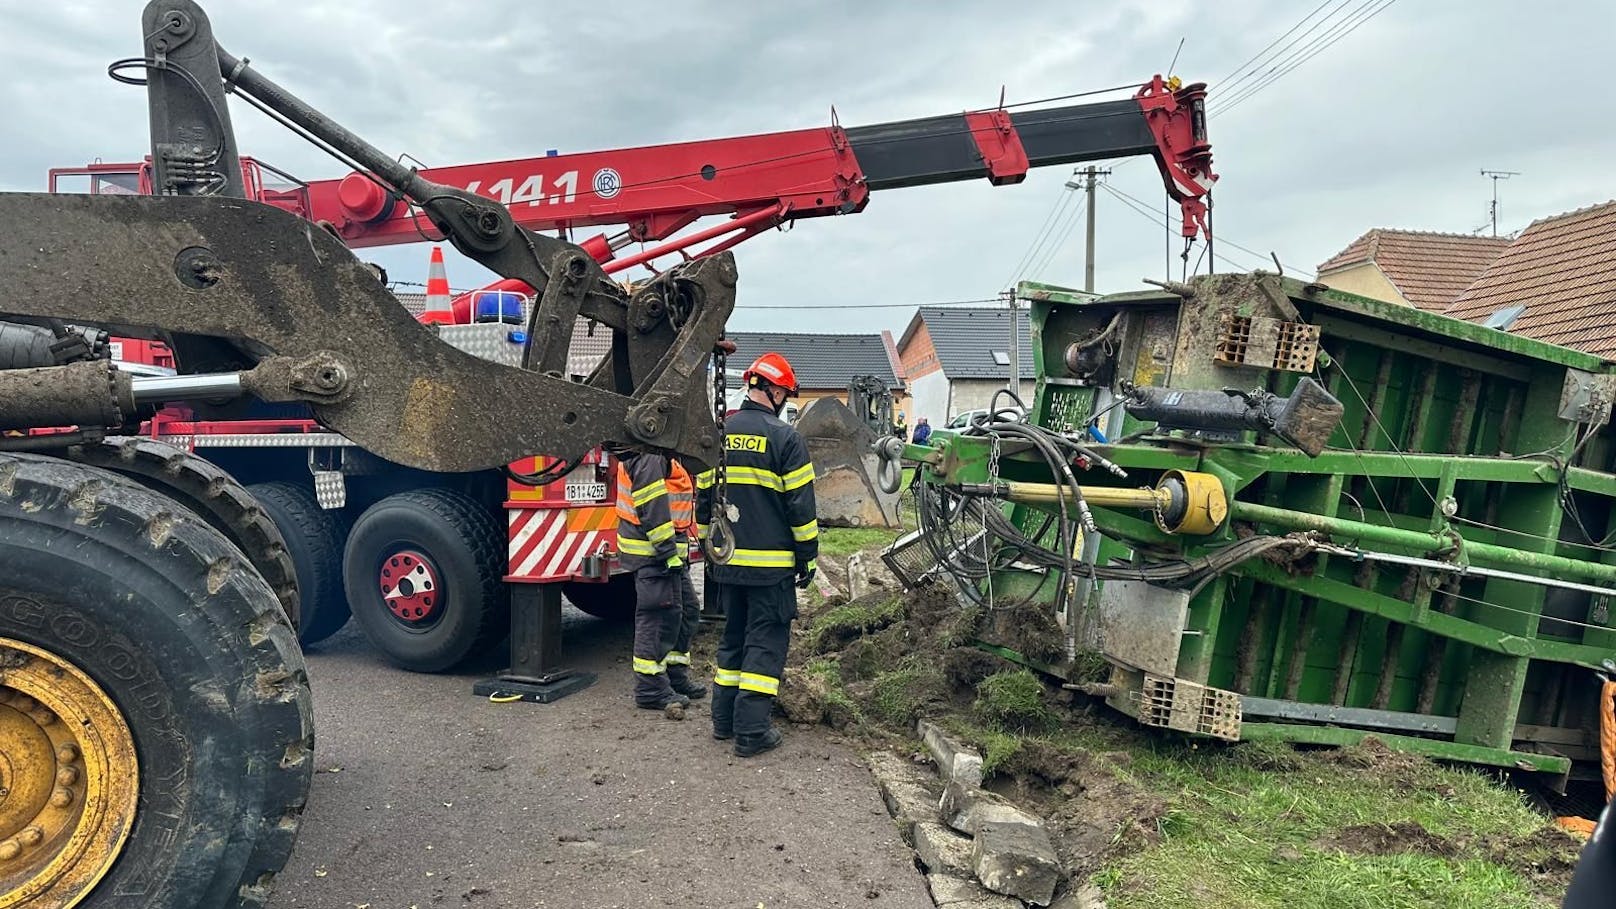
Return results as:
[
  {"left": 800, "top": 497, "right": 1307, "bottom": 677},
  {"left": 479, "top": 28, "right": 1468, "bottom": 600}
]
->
[{"left": 7, "top": 1, "right": 1611, "bottom": 338}]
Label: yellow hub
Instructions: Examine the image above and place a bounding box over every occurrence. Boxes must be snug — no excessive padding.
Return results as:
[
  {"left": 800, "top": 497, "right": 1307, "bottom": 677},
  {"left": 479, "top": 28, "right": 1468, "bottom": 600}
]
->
[{"left": 0, "top": 639, "right": 137, "bottom": 908}]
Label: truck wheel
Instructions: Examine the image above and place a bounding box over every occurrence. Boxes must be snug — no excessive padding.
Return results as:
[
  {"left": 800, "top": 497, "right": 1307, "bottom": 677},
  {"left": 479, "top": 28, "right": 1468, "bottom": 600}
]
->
[
  {"left": 0, "top": 452, "right": 312, "bottom": 909},
  {"left": 563, "top": 575, "right": 636, "bottom": 622},
  {"left": 343, "top": 489, "right": 509, "bottom": 672},
  {"left": 250, "top": 481, "right": 351, "bottom": 646},
  {"left": 63, "top": 437, "right": 301, "bottom": 629}
]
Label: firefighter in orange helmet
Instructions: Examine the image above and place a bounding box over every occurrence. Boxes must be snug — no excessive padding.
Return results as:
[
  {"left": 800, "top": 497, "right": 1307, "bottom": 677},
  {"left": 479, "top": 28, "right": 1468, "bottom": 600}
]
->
[
  {"left": 616, "top": 449, "right": 707, "bottom": 709},
  {"left": 696, "top": 352, "right": 817, "bottom": 757}
]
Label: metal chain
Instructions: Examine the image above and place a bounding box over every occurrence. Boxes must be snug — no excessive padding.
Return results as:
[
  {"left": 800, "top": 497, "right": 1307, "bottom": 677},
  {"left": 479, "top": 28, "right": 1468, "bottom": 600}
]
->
[{"left": 704, "top": 344, "right": 736, "bottom": 563}]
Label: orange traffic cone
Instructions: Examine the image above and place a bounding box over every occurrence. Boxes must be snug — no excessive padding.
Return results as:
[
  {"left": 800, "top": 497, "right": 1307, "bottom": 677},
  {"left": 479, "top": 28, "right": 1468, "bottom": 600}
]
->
[{"left": 420, "top": 245, "right": 454, "bottom": 325}]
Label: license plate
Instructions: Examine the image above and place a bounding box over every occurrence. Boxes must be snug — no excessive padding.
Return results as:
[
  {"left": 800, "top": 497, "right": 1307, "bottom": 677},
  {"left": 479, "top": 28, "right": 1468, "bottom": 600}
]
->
[{"left": 565, "top": 482, "right": 607, "bottom": 502}]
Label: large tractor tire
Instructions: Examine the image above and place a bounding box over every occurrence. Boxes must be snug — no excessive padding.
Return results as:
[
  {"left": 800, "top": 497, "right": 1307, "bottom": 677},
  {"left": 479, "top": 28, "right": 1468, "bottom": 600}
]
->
[
  {"left": 249, "top": 481, "right": 351, "bottom": 646},
  {"left": 62, "top": 437, "right": 301, "bottom": 629},
  {"left": 343, "top": 488, "right": 509, "bottom": 673},
  {"left": 0, "top": 452, "right": 313, "bottom": 908},
  {"left": 563, "top": 574, "right": 636, "bottom": 622}
]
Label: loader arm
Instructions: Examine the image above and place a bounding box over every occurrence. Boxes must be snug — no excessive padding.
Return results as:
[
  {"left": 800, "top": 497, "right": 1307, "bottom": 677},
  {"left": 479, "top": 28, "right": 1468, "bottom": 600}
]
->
[{"left": 0, "top": 0, "right": 732, "bottom": 472}]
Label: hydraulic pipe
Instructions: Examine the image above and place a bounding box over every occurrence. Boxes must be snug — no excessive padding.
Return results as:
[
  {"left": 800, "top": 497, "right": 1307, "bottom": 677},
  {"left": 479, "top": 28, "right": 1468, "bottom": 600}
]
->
[
  {"left": 1231, "top": 500, "right": 1616, "bottom": 585},
  {"left": 963, "top": 469, "right": 1226, "bottom": 535}
]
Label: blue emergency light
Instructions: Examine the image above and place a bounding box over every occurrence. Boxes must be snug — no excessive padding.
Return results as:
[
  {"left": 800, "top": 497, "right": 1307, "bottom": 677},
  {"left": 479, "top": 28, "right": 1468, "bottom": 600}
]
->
[{"left": 473, "top": 291, "right": 524, "bottom": 324}]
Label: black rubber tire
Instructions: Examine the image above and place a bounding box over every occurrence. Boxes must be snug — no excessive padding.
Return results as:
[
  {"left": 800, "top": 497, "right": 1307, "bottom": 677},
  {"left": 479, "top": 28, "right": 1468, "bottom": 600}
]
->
[
  {"left": 563, "top": 574, "right": 636, "bottom": 622},
  {"left": 250, "top": 481, "right": 351, "bottom": 646},
  {"left": 63, "top": 437, "right": 301, "bottom": 629},
  {"left": 0, "top": 452, "right": 313, "bottom": 909},
  {"left": 343, "top": 488, "right": 509, "bottom": 672}
]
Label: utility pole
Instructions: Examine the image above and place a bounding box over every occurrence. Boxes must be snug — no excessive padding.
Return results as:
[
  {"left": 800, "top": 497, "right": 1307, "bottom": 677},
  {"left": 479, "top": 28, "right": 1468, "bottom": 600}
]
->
[
  {"left": 1004, "top": 289, "right": 1019, "bottom": 399},
  {"left": 1081, "top": 166, "right": 1110, "bottom": 292},
  {"left": 1480, "top": 169, "right": 1520, "bottom": 237}
]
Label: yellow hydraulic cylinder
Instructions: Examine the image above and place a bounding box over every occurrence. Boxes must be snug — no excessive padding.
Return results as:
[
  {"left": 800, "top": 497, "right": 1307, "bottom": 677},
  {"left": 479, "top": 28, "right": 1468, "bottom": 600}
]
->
[{"left": 991, "top": 469, "right": 1227, "bottom": 535}]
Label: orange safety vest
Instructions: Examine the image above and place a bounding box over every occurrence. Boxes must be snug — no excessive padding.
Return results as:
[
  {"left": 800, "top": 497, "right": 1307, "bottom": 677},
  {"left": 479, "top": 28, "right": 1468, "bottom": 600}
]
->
[
  {"left": 614, "top": 457, "right": 695, "bottom": 533},
  {"left": 667, "top": 460, "right": 694, "bottom": 532}
]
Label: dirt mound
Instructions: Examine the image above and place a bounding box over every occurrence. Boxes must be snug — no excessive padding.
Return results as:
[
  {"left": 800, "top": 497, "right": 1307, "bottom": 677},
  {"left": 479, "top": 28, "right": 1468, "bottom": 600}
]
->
[
  {"left": 1326, "top": 736, "right": 1428, "bottom": 777},
  {"left": 1322, "top": 820, "right": 1458, "bottom": 858},
  {"left": 1488, "top": 827, "right": 1580, "bottom": 895}
]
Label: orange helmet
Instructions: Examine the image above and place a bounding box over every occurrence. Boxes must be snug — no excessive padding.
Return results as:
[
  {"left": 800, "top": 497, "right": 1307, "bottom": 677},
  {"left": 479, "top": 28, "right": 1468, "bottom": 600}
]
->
[{"left": 743, "top": 352, "right": 799, "bottom": 397}]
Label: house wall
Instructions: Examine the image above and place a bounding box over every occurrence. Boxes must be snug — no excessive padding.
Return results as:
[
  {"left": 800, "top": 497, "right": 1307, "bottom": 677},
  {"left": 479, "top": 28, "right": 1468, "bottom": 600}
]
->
[
  {"left": 907, "top": 370, "right": 951, "bottom": 428},
  {"left": 1320, "top": 263, "right": 1409, "bottom": 307},
  {"left": 947, "top": 378, "right": 1034, "bottom": 421},
  {"left": 899, "top": 321, "right": 942, "bottom": 382}
]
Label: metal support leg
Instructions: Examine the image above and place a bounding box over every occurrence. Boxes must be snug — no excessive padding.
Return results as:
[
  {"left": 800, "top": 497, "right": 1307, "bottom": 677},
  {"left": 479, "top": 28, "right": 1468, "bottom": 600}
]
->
[{"left": 472, "top": 583, "right": 597, "bottom": 703}]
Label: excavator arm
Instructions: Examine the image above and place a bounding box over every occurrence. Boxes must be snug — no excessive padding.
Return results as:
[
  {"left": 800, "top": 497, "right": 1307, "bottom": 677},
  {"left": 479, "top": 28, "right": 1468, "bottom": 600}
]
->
[{"left": 0, "top": 0, "right": 733, "bottom": 472}]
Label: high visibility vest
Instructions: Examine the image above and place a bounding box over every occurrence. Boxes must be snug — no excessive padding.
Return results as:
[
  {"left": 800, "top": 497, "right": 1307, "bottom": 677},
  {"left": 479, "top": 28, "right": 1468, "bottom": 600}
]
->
[
  {"left": 667, "top": 460, "right": 694, "bottom": 531},
  {"left": 614, "top": 463, "right": 640, "bottom": 525},
  {"left": 615, "top": 458, "right": 694, "bottom": 531}
]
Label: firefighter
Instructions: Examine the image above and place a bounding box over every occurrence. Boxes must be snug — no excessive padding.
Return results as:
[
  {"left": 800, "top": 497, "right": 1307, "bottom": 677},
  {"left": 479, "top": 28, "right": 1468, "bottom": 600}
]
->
[
  {"left": 616, "top": 449, "right": 707, "bottom": 709},
  {"left": 696, "top": 352, "right": 817, "bottom": 757}
]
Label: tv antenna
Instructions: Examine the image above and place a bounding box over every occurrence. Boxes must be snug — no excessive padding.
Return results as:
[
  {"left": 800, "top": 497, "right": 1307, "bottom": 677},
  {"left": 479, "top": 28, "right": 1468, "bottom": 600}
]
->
[{"left": 1480, "top": 169, "right": 1520, "bottom": 237}]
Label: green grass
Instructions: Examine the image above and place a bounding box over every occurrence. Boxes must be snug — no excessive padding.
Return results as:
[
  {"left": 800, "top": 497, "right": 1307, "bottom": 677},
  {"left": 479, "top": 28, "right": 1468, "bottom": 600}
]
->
[
  {"left": 817, "top": 525, "right": 903, "bottom": 559},
  {"left": 973, "top": 668, "right": 1056, "bottom": 733},
  {"left": 1096, "top": 741, "right": 1569, "bottom": 909},
  {"left": 869, "top": 658, "right": 950, "bottom": 727}
]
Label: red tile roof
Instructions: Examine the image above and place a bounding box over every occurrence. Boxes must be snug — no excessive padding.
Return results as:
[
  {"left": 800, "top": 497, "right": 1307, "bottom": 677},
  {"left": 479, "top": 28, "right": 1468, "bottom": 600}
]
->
[
  {"left": 1444, "top": 201, "right": 1616, "bottom": 357},
  {"left": 1318, "top": 229, "right": 1511, "bottom": 311}
]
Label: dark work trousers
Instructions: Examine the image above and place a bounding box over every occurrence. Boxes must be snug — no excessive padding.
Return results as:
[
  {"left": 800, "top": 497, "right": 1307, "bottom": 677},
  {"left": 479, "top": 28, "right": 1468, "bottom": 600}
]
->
[
  {"left": 632, "top": 567, "right": 700, "bottom": 704},
  {"left": 711, "top": 578, "right": 797, "bottom": 737}
]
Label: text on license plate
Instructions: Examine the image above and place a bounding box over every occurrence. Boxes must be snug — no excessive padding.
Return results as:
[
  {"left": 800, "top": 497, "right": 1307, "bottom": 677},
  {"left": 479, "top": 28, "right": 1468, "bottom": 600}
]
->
[{"left": 565, "top": 482, "right": 608, "bottom": 502}]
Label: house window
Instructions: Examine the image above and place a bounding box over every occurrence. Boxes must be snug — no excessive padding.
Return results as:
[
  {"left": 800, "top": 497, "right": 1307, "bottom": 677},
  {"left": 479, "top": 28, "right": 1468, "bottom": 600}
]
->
[{"left": 991, "top": 350, "right": 1010, "bottom": 366}]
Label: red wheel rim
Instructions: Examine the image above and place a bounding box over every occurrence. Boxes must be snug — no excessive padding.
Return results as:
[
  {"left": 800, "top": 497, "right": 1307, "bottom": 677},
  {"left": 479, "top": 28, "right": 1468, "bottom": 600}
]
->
[{"left": 379, "top": 549, "right": 441, "bottom": 624}]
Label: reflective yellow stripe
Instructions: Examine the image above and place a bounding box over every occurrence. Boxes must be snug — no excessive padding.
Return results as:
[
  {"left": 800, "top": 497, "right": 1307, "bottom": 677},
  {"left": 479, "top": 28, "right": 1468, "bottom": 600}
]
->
[
  {"left": 618, "top": 537, "right": 657, "bottom": 556},
  {"left": 665, "top": 651, "right": 691, "bottom": 666},
  {"left": 724, "top": 466, "right": 784, "bottom": 491},
  {"left": 729, "top": 548, "right": 795, "bottom": 568},
  {"left": 665, "top": 555, "right": 684, "bottom": 569},
  {"left": 695, "top": 470, "right": 716, "bottom": 490},
  {"left": 791, "top": 519, "right": 819, "bottom": 542},
  {"left": 632, "top": 656, "right": 665, "bottom": 675},
  {"left": 644, "top": 520, "right": 675, "bottom": 543},
  {"left": 631, "top": 480, "right": 668, "bottom": 506},
  {"left": 781, "top": 463, "right": 816, "bottom": 491},
  {"left": 695, "top": 522, "right": 710, "bottom": 540},
  {"left": 713, "top": 667, "right": 742, "bottom": 687},
  {"left": 738, "top": 672, "right": 780, "bottom": 695}
]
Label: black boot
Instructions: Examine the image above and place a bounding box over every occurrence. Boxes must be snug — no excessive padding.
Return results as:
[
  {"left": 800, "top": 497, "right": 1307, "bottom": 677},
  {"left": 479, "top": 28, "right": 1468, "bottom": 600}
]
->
[
  {"left": 667, "top": 669, "right": 708, "bottom": 700},
  {"left": 636, "top": 691, "right": 690, "bottom": 710},
  {"left": 733, "top": 727, "right": 783, "bottom": 757}
]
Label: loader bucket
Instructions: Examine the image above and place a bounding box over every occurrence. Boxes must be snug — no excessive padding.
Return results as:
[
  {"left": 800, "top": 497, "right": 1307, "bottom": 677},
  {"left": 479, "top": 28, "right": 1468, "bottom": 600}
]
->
[{"left": 795, "top": 397, "right": 900, "bottom": 528}]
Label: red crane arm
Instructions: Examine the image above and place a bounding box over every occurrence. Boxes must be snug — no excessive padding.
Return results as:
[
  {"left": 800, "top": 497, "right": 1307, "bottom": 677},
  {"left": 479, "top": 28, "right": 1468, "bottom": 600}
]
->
[{"left": 304, "top": 76, "right": 1215, "bottom": 266}]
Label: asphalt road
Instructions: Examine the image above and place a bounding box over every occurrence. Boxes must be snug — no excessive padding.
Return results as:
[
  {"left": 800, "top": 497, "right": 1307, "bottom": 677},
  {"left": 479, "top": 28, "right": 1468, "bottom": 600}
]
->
[{"left": 267, "top": 595, "right": 931, "bottom": 909}]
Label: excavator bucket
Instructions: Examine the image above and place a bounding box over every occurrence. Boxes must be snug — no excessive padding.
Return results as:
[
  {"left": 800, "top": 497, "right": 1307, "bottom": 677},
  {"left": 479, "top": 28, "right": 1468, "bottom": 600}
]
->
[{"left": 795, "top": 397, "right": 900, "bottom": 528}]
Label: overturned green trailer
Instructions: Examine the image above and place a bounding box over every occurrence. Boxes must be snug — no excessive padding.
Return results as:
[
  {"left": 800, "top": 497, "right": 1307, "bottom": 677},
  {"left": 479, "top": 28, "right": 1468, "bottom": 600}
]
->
[{"left": 881, "top": 272, "right": 1616, "bottom": 784}]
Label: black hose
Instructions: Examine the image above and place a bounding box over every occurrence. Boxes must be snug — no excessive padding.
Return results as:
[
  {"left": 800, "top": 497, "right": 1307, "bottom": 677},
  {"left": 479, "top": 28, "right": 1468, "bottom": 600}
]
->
[{"left": 0, "top": 322, "right": 58, "bottom": 371}]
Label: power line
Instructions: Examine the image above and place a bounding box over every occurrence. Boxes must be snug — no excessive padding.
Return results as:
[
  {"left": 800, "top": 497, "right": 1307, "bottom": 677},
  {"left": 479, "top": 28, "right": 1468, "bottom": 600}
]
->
[
  {"left": 1218, "top": 0, "right": 1399, "bottom": 116},
  {"left": 742, "top": 296, "right": 1002, "bottom": 311},
  {"left": 1003, "top": 178, "right": 1080, "bottom": 287},
  {"left": 1215, "top": 0, "right": 1339, "bottom": 93},
  {"left": 1029, "top": 194, "right": 1089, "bottom": 281},
  {"left": 1101, "top": 183, "right": 1300, "bottom": 275},
  {"left": 1220, "top": 0, "right": 1387, "bottom": 111}
]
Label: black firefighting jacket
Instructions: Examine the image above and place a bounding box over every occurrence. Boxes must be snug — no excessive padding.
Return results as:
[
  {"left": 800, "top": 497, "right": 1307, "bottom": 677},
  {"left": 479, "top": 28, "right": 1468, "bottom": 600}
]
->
[
  {"left": 616, "top": 452, "right": 694, "bottom": 573},
  {"left": 696, "top": 399, "right": 818, "bottom": 586}
]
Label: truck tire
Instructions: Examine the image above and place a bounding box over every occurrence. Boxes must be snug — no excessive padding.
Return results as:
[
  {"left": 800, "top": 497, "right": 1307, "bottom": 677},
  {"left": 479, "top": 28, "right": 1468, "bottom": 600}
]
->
[
  {"left": 63, "top": 437, "right": 301, "bottom": 629},
  {"left": 563, "top": 575, "right": 636, "bottom": 622},
  {"left": 250, "top": 481, "right": 351, "bottom": 646},
  {"left": 343, "top": 488, "right": 509, "bottom": 672},
  {"left": 0, "top": 452, "right": 312, "bottom": 909}
]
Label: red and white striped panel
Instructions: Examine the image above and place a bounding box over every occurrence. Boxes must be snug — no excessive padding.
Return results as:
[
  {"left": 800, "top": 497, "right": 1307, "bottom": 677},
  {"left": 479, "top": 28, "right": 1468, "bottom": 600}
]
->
[{"left": 506, "top": 507, "right": 613, "bottom": 581}]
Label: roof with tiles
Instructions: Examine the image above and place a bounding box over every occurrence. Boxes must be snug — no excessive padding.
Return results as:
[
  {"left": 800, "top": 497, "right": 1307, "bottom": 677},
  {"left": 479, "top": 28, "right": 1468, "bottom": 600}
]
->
[
  {"left": 726, "top": 332, "right": 901, "bottom": 389},
  {"left": 899, "top": 306, "right": 1033, "bottom": 380},
  {"left": 1443, "top": 200, "right": 1616, "bottom": 357},
  {"left": 1317, "top": 229, "right": 1511, "bottom": 312}
]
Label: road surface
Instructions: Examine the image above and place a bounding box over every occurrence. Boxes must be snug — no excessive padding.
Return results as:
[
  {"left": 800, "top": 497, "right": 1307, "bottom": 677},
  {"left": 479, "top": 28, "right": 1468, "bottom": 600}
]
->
[{"left": 268, "top": 598, "right": 930, "bottom": 909}]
